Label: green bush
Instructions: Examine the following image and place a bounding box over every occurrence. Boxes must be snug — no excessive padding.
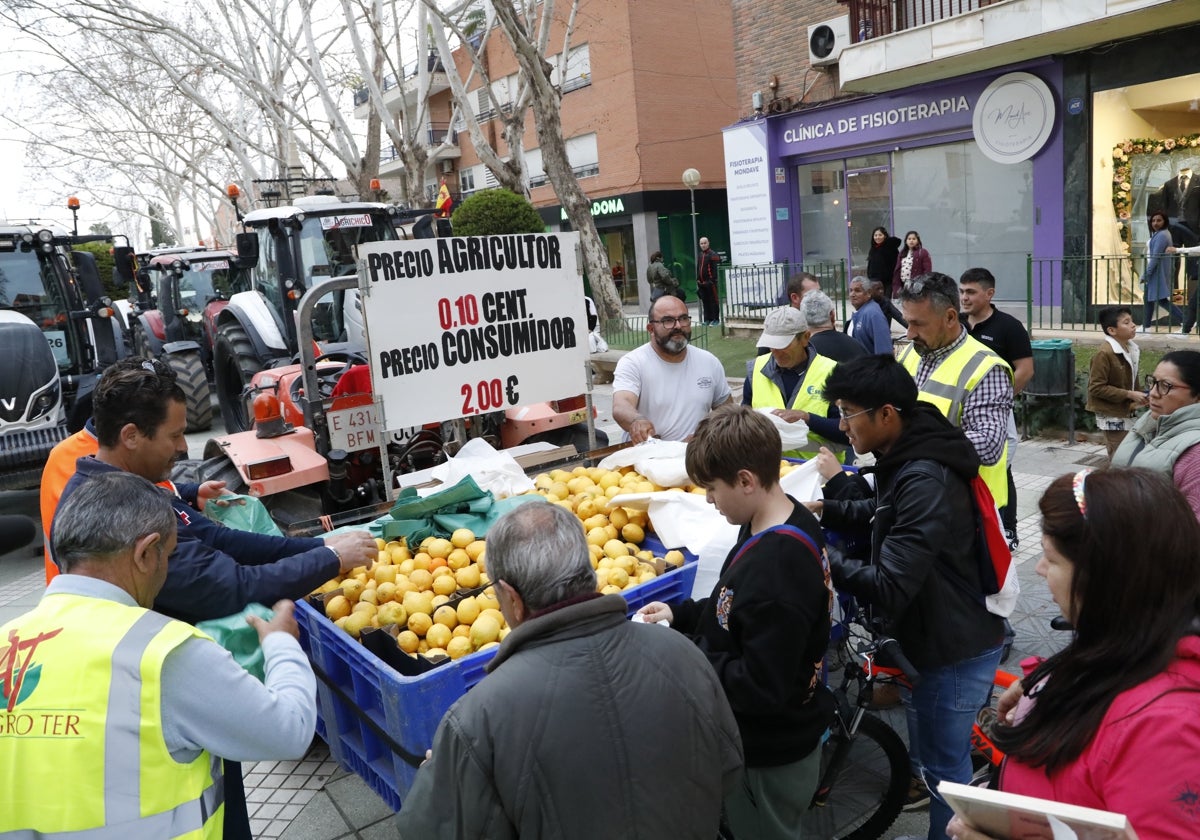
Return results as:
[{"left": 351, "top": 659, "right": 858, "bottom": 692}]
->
[
  {"left": 71, "top": 241, "right": 124, "bottom": 301},
  {"left": 450, "top": 189, "right": 545, "bottom": 236}
]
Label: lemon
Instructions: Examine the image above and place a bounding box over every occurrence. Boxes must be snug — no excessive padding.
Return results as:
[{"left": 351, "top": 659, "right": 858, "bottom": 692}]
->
[
  {"left": 325, "top": 595, "right": 351, "bottom": 621},
  {"left": 621, "top": 523, "right": 645, "bottom": 543},
  {"left": 465, "top": 540, "right": 487, "bottom": 561},
  {"left": 455, "top": 564, "right": 481, "bottom": 589},
  {"left": 343, "top": 611, "right": 373, "bottom": 638},
  {"left": 357, "top": 588, "right": 379, "bottom": 606},
  {"left": 431, "top": 594, "right": 451, "bottom": 609},
  {"left": 664, "top": 550, "right": 685, "bottom": 567},
  {"left": 340, "top": 579, "right": 365, "bottom": 602},
  {"left": 409, "top": 569, "right": 434, "bottom": 592},
  {"left": 478, "top": 608, "right": 505, "bottom": 628},
  {"left": 600, "top": 584, "right": 622, "bottom": 596},
  {"left": 407, "top": 611, "right": 433, "bottom": 636},
  {"left": 548, "top": 482, "right": 570, "bottom": 501},
  {"left": 603, "top": 539, "right": 630, "bottom": 559},
  {"left": 396, "top": 630, "right": 419, "bottom": 653},
  {"left": 374, "top": 537, "right": 386, "bottom": 551},
  {"left": 397, "top": 558, "right": 416, "bottom": 575},
  {"left": 450, "top": 528, "right": 476, "bottom": 549},
  {"left": 446, "top": 636, "right": 474, "bottom": 660},
  {"left": 433, "top": 605, "right": 459, "bottom": 629},
  {"left": 425, "top": 623, "right": 452, "bottom": 650},
  {"left": 373, "top": 564, "right": 397, "bottom": 584},
  {"left": 377, "top": 602, "right": 407, "bottom": 627},
  {"left": 607, "top": 568, "right": 630, "bottom": 588},
  {"left": 608, "top": 507, "right": 629, "bottom": 529},
  {"left": 470, "top": 614, "right": 502, "bottom": 648},
  {"left": 447, "top": 548, "right": 472, "bottom": 570},
  {"left": 432, "top": 575, "right": 457, "bottom": 596},
  {"left": 456, "top": 596, "right": 480, "bottom": 625}
]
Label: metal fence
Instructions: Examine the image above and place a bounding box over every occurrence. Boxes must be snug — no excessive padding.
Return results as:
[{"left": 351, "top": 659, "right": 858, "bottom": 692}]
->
[
  {"left": 1028, "top": 253, "right": 1196, "bottom": 332},
  {"left": 599, "top": 316, "right": 711, "bottom": 351},
  {"left": 848, "top": 0, "right": 1008, "bottom": 41},
  {"left": 719, "top": 260, "right": 850, "bottom": 324}
]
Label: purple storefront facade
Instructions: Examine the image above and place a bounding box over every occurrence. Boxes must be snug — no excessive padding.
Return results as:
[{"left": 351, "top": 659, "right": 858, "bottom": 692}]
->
[{"left": 741, "top": 59, "right": 1065, "bottom": 305}]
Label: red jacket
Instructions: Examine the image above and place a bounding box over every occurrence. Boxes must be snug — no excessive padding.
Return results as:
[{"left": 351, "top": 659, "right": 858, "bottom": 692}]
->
[
  {"left": 1002, "top": 636, "right": 1200, "bottom": 838},
  {"left": 891, "top": 247, "right": 932, "bottom": 295}
]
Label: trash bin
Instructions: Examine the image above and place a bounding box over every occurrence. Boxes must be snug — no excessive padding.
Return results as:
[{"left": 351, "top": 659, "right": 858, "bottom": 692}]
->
[
  {"left": 1023, "top": 339, "right": 1075, "bottom": 442},
  {"left": 1027, "top": 339, "right": 1074, "bottom": 396}
]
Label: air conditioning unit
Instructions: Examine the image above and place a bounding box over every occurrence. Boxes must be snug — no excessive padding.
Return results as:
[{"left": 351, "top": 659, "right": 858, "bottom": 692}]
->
[
  {"left": 808, "top": 15, "right": 851, "bottom": 67},
  {"left": 441, "top": 160, "right": 454, "bottom": 174}
]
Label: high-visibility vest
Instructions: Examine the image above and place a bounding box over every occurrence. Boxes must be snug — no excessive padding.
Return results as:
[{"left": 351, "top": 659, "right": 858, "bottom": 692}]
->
[
  {"left": 750, "top": 352, "right": 843, "bottom": 461},
  {"left": 899, "top": 336, "right": 1011, "bottom": 507},
  {"left": 0, "top": 593, "right": 224, "bottom": 839}
]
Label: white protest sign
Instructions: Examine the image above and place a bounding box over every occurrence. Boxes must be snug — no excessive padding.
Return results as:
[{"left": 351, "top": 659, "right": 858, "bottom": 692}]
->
[{"left": 359, "top": 234, "right": 589, "bottom": 431}]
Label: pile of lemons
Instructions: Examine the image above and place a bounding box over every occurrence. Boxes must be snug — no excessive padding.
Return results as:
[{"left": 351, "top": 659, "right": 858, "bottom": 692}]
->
[
  {"left": 524, "top": 465, "right": 686, "bottom": 594},
  {"left": 314, "top": 464, "right": 708, "bottom": 661},
  {"left": 315, "top": 528, "right": 506, "bottom": 661}
]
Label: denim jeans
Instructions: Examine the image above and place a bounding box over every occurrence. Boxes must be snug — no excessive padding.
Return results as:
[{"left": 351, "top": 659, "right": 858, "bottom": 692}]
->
[{"left": 910, "top": 643, "right": 1004, "bottom": 840}]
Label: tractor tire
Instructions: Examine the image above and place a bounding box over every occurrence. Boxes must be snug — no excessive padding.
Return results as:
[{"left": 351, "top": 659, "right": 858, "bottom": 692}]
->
[
  {"left": 166, "top": 350, "right": 213, "bottom": 432},
  {"left": 213, "top": 321, "right": 264, "bottom": 433}
]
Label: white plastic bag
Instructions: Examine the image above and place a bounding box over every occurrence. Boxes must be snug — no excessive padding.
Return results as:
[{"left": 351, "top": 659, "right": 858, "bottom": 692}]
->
[
  {"left": 598, "top": 439, "right": 692, "bottom": 488},
  {"left": 755, "top": 407, "right": 812, "bottom": 451},
  {"left": 423, "top": 437, "right": 535, "bottom": 498}
]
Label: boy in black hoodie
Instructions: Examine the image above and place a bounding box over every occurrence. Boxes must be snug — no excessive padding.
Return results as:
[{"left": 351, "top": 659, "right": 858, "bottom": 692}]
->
[
  {"left": 812, "top": 355, "right": 1005, "bottom": 840},
  {"left": 639, "top": 405, "right": 833, "bottom": 840}
]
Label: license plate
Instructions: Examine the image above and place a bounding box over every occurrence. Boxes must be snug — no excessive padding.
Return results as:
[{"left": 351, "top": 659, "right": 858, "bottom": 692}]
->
[{"left": 327, "top": 405, "right": 381, "bottom": 452}]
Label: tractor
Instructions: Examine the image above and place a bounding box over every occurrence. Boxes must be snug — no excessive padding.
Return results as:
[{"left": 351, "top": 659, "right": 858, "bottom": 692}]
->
[
  {"left": 0, "top": 223, "right": 130, "bottom": 489},
  {"left": 126, "top": 248, "right": 252, "bottom": 431}
]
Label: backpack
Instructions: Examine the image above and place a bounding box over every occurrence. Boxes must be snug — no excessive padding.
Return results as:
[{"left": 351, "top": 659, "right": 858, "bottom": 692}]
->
[{"left": 970, "top": 475, "right": 1019, "bottom": 617}]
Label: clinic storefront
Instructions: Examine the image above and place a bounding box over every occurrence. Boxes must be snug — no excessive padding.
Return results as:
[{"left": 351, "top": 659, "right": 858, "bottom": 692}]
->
[{"left": 725, "top": 61, "right": 1065, "bottom": 303}]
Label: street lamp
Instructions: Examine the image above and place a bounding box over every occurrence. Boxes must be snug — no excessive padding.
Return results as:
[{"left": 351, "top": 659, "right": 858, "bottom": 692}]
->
[
  {"left": 67, "top": 196, "right": 80, "bottom": 237},
  {"left": 681, "top": 168, "right": 700, "bottom": 285}
]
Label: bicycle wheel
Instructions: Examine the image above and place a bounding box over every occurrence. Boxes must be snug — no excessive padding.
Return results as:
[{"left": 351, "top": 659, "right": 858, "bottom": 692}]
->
[{"left": 800, "top": 714, "right": 909, "bottom": 840}]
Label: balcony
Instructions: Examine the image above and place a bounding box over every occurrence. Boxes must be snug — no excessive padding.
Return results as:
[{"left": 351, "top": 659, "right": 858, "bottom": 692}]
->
[
  {"left": 377, "top": 124, "right": 461, "bottom": 176},
  {"left": 352, "top": 53, "right": 450, "bottom": 118},
  {"left": 837, "top": 0, "right": 1200, "bottom": 93}
]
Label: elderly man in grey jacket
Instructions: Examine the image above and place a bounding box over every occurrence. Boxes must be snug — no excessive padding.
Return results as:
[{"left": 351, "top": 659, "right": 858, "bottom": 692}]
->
[{"left": 395, "top": 502, "right": 744, "bottom": 839}]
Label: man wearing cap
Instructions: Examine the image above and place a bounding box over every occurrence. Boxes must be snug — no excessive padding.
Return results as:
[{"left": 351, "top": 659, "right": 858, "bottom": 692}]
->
[{"left": 743, "top": 307, "right": 850, "bottom": 460}]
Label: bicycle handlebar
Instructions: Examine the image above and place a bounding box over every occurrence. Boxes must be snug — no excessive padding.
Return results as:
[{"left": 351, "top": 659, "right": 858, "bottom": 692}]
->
[{"left": 876, "top": 637, "right": 921, "bottom": 686}]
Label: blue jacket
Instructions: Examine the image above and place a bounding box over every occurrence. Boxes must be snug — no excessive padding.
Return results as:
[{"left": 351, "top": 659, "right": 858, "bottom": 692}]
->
[
  {"left": 56, "top": 456, "right": 338, "bottom": 624},
  {"left": 1143, "top": 228, "right": 1176, "bottom": 301},
  {"left": 847, "top": 299, "right": 893, "bottom": 355}
]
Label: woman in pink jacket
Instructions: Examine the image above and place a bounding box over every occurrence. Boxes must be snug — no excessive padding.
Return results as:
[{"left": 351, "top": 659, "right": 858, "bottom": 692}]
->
[
  {"left": 948, "top": 467, "right": 1200, "bottom": 840},
  {"left": 891, "top": 230, "right": 932, "bottom": 297}
]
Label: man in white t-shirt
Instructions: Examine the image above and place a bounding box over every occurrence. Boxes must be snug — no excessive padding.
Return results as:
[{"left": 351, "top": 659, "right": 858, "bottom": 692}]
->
[{"left": 612, "top": 296, "right": 732, "bottom": 442}]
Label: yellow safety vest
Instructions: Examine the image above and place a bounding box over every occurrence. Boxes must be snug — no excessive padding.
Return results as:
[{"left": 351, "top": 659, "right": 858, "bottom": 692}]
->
[
  {"left": 898, "top": 336, "right": 1012, "bottom": 507},
  {"left": 750, "top": 352, "right": 844, "bottom": 461},
  {"left": 0, "top": 593, "right": 224, "bottom": 839}
]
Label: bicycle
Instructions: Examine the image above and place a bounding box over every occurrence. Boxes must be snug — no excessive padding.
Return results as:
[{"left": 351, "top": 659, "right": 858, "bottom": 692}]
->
[{"left": 799, "top": 606, "right": 1019, "bottom": 840}]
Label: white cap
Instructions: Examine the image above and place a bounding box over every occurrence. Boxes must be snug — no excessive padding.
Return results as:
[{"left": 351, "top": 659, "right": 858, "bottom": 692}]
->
[{"left": 757, "top": 307, "right": 806, "bottom": 350}]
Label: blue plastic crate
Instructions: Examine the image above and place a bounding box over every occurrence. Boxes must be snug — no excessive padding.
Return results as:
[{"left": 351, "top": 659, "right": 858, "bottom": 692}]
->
[{"left": 297, "top": 544, "right": 698, "bottom": 811}]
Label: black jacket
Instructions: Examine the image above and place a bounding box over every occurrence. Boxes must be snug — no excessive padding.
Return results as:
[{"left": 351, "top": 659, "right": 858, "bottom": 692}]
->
[
  {"left": 867, "top": 236, "right": 902, "bottom": 284},
  {"left": 820, "top": 404, "right": 1004, "bottom": 670},
  {"left": 673, "top": 499, "right": 834, "bottom": 767},
  {"left": 57, "top": 456, "right": 339, "bottom": 624}
]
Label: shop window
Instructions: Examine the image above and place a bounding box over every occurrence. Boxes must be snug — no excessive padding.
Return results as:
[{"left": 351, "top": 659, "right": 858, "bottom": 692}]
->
[
  {"left": 891, "top": 140, "right": 1032, "bottom": 299},
  {"left": 796, "top": 161, "right": 848, "bottom": 268}
]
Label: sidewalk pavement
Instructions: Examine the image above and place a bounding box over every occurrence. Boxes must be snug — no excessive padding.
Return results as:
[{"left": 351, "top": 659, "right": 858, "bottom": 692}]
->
[{"left": 0, "top": 379, "right": 1107, "bottom": 839}]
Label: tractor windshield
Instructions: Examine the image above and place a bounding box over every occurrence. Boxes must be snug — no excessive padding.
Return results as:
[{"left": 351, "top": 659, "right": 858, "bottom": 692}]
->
[
  {"left": 296, "top": 212, "right": 398, "bottom": 343},
  {"left": 173, "top": 257, "right": 249, "bottom": 308},
  {"left": 0, "top": 239, "right": 77, "bottom": 371}
]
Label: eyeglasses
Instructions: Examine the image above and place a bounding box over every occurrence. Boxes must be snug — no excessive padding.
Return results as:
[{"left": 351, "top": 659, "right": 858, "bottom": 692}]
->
[
  {"left": 650, "top": 315, "right": 692, "bottom": 328},
  {"left": 837, "top": 405, "right": 875, "bottom": 422},
  {"left": 1145, "top": 375, "right": 1179, "bottom": 396}
]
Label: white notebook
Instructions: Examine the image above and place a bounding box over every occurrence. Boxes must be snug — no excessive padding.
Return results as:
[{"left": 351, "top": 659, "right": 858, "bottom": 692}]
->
[{"left": 938, "top": 781, "right": 1139, "bottom": 840}]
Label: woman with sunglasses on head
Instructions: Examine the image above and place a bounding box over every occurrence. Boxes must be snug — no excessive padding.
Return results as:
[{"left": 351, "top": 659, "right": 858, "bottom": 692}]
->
[
  {"left": 948, "top": 467, "right": 1200, "bottom": 840},
  {"left": 1111, "top": 350, "right": 1200, "bottom": 519}
]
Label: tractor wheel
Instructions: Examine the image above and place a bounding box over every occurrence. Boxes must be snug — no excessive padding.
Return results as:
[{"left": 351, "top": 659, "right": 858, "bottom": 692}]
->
[
  {"left": 166, "top": 350, "right": 213, "bottom": 432},
  {"left": 213, "top": 321, "right": 264, "bottom": 433}
]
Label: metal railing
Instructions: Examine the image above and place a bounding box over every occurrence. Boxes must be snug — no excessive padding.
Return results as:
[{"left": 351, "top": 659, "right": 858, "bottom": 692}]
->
[
  {"left": 600, "top": 316, "right": 711, "bottom": 351},
  {"left": 845, "top": 0, "right": 1008, "bottom": 40},
  {"left": 353, "top": 54, "right": 446, "bottom": 105},
  {"left": 720, "top": 260, "right": 850, "bottom": 323}
]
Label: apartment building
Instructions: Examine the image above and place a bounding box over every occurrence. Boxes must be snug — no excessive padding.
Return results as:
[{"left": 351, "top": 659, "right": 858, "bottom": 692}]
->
[
  {"left": 355, "top": 0, "right": 737, "bottom": 304},
  {"left": 726, "top": 0, "right": 1200, "bottom": 317}
]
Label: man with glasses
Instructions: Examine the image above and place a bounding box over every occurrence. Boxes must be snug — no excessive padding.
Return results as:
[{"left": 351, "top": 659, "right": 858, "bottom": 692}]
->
[
  {"left": 743, "top": 306, "right": 850, "bottom": 460},
  {"left": 812, "top": 354, "right": 1006, "bottom": 840},
  {"left": 612, "top": 295, "right": 731, "bottom": 442},
  {"left": 897, "top": 272, "right": 1014, "bottom": 514}
]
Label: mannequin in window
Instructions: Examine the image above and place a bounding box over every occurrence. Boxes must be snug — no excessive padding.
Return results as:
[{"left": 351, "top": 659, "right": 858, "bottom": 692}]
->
[{"left": 1148, "top": 166, "right": 1198, "bottom": 231}]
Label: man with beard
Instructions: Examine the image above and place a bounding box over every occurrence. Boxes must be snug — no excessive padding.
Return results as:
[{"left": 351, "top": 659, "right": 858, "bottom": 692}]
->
[
  {"left": 613, "top": 295, "right": 731, "bottom": 442},
  {"left": 895, "top": 272, "right": 1013, "bottom": 511}
]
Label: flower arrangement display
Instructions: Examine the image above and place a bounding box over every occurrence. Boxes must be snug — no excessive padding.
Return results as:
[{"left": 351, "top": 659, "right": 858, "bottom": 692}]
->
[{"left": 1112, "top": 133, "right": 1200, "bottom": 249}]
